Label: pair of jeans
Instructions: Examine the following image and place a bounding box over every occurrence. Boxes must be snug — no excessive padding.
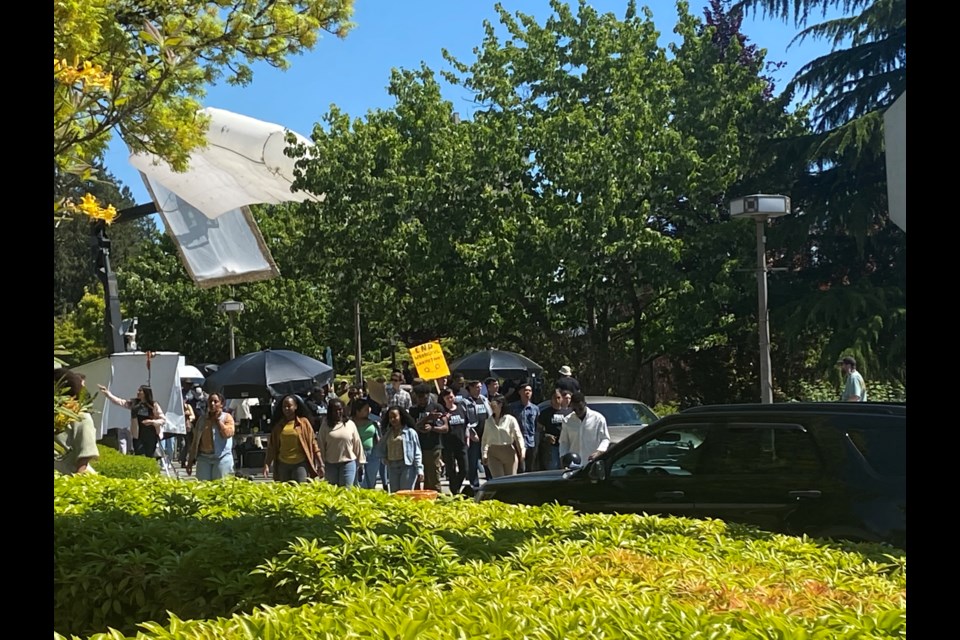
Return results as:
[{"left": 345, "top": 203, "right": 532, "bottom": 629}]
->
[
  {"left": 360, "top": 448, "right": 386, "bottom": 490},
  {"left": 387, "top": 460, "right": 418, "bottom": 493},
  {"left": 325, "top": 460, "right": 357, "bottom": 487},
  {"left": 196, "top": 453, "right": 234, "bottom": 480},
  {"left": 538, "top": 442, "right": 561, "bottom": 471},
  {"left": 275, "top": 460, "right": 310, "bottom": 483}
]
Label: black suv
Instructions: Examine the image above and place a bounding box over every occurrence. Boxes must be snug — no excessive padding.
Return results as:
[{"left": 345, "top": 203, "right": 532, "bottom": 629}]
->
[{"left": 476, "top": 403, "right": 906, "bottom": 548}]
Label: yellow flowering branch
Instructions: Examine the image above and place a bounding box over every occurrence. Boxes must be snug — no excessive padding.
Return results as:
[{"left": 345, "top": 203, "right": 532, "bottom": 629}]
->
[
  {"left": 54, "top": 57, "right": 113, "bottom": 92},
  {"left": 62, "top": 193, "right": 118, "bottom": 224}
]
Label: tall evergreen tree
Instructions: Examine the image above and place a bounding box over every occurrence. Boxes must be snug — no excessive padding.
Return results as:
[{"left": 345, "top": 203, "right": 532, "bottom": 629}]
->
[{"left": 736, "top": 0, "right": 906, "bottom": 384}]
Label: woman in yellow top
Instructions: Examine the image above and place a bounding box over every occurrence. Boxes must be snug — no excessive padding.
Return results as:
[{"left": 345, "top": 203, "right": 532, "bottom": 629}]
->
[
  {"left": 263, "top": 394, "right": 323, "bottom": 482},
  {"left": 481, "top": 394, "right": 525, "bottom": 478},
  {"left": 317, "top": 397, "right": 365, "bottom": 487}
]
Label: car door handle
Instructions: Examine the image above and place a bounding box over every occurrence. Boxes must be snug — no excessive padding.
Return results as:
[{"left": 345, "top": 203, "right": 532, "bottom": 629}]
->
[
  {"left": 789, "top": 490, "right": 821, "bottom": 499},
  {"left": 655, "top": 491, "right": 685, "bottom": 499}
]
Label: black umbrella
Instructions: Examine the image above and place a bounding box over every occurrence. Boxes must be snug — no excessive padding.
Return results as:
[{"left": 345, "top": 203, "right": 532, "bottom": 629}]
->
[
  {"left": 202, "top": 349, "right": 334, "bottom": 398},
  {"left": 448, "top": 349, "right": 544, "bottom": 380}
]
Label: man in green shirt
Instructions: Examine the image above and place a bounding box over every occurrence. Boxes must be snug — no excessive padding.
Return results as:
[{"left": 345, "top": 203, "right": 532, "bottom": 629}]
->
[{"left": 839, "top": 356, "right": 867, "bottom": 402}]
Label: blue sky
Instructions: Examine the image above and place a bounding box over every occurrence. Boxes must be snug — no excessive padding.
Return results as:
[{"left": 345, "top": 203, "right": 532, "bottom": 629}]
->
[{"left": 103, "top": 0, "right": 842, "bottom": 206}]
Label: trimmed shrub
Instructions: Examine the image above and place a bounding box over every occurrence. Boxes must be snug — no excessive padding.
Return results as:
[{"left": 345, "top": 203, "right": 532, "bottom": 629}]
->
[
  {"left": 54, "top": 475, "right": 906, "bottom": 639},
  {"left": 92, "top": 445, "right": 161, "bottom": 478}
]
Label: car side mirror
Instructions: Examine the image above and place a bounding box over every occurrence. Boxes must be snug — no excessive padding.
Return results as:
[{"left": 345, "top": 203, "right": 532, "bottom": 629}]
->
[{"left": 588, "top": 459, "right": 606, "bottom": 482}]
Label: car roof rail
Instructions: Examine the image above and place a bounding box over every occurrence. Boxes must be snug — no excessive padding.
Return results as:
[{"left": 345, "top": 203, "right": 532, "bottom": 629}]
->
[{"left": 679, "top": 402, "right": 906, "bottom": 416}]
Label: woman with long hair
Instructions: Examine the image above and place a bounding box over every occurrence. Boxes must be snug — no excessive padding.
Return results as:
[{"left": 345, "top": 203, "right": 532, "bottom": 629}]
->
[
  {"left": 317, "top": 397, "right": 365, "bottom": 487},
  {"left": 263, "top": 394, "right": 323, "bottom": 482},
  {"left": 481, "top": 394, "right": 525, "bottom": 478},
  {"left": 98, "top": 383, "right": 166, "bottom": 458},
  {"left": 55, "top": 369, "right": 99, "bottom": 475},
  {"left": 372, "top": 406, "right": 423, "bottom": 493},
  {"left": 185, "top": 392, "right": 236, "bottom": 480}
]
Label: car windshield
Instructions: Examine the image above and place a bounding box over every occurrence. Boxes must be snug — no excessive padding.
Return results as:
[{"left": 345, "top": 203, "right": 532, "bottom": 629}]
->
[{"left": 592, "top": 402, "right": 658, "bottom": 427}]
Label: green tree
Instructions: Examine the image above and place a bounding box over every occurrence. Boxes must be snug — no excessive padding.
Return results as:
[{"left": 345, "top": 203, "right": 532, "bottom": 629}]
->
[
  {"left": 435, "top": 0, "right": 802, "bottom": 399},
  {"left": 736, "top": 0, "right": 906, "bottom": 385},
  {"left": 54, "top": 0, "right": 355, "bottom": 178}
]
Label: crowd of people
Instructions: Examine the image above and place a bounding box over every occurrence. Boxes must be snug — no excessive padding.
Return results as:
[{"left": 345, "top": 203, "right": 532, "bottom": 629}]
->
[
  {"left": 56, "top": 360, "right": 619, "bottom": 494},
  {"left": 227, "top": 363, "right": 612, "bottom": 496}
]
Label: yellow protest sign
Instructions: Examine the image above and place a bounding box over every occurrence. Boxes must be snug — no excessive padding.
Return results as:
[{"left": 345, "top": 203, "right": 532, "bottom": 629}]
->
[{"left": 408, "top": 341, "right": 450, "bottom": 381}]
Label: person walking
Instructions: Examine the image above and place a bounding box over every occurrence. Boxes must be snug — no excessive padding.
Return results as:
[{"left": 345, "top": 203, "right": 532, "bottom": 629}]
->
[
  {"left": 185, "top": 392, "right": 236, "bottom": 480},
  {"left": 838, "top": 356, "right": 868, "bottom": 402},
  {"left": 559, "top": 392, "right": 611, "bottom": 464},
  {"left": 317, "top": 398, "right": 365, "bottom": 487},
  {"left": 508, "top": 383, "right": 540, "bottom": 472},
  {"left": 461, "top": 379, "right": 493, "bottom": 491},
  {"left": 555, "top": 365, "right": 581, "bottom": 394},
  {"left": 351, "top": 398, "right": 386, "bottom": 489},
  {"left": 438, "top": 387, "right": 470, "bottom": 495},
  {"left": 262, "top": 394, "right": 324, "bottom": 483},
  {"left": 409, "top": 384, "right": 445, "bottom": 492},
  {"left": 373, "top": 406, "right": 423, "bottom": 492},
  {"left": 536, "top": 387, "right": 572, "bottom": 471},
  {"left": 481, "top": 394, "right": 525, "bottom": 478},
  {"left": 386, "top": 371, "right": 412, "bottom": 409}
]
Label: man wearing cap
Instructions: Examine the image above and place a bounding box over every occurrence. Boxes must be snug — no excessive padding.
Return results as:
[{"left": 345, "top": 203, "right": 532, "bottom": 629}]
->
[
  {"left": 555, "top": 365, "right": 581, "bottom": 394},
  {"left": 839, "top": 356, "right": 867, "bottom": 402}
]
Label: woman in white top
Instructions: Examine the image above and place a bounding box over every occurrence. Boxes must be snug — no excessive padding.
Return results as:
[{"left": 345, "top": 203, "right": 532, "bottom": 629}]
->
[
  {"left": 480, "top": 394, "right": 525, "bottom": 478},
  {"left": 317, "top": 398, "right": 365, "bottom": 487}
]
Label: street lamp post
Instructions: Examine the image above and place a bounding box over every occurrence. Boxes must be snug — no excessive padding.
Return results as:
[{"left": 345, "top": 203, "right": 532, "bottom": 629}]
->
[
  {"left": 389, "top": 336, "right": 398, "bottom": 371},
  {"left": 218, "top": 300, "right": 245, "bottom": 360},
  {"left": 730, "top": 194, "right": 791, "bottom": 404}
]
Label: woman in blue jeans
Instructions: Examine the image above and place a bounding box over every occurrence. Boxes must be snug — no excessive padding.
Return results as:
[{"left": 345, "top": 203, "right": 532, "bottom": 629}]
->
[
  {"left": 317, "top": 398, "right": 365, "bottom": 487},
  {"left": 373, "top": 406, "right": 423, "bottom": 492},
  {"left": 351, "top": 399, "right": 385, "bottom": 490}
]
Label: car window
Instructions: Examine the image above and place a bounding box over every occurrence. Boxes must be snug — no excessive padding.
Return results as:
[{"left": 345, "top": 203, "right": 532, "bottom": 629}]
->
[
  {"left": 699, "top": 424, "right": 820, "bottom": 475},
  {"left": 592, "top": 402, "right": 658, "bottom": 427},
  {"left": 846, "top": 425, "right": 906, "bottom": 476},
  {"left": 609, "top": 425, "right": 710, "bottom": 477}
]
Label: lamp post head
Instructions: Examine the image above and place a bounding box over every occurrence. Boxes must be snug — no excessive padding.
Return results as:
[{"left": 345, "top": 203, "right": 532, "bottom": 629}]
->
[
  {"left": 730, "top": 194, "right": 791, "bottom": 220},
  {"left": 218, "top": 300, "right": 245, "bottom": 314}
]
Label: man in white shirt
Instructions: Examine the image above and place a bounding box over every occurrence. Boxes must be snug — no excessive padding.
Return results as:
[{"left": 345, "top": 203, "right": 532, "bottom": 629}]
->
[{"left": 559, "top": 392, "right": 611, "bottom": 463}]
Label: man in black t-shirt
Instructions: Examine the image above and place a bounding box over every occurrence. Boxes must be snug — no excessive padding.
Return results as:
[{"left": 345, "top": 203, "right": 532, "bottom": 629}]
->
[
  {"left": 536, "top": 387, "right": 573, "bottom": 470},
  {"left": 409, "top": 384, "right": 444, "bottom": 491},
  {"left": 438, "top": 387, "right": 470, "bottom": 495}
]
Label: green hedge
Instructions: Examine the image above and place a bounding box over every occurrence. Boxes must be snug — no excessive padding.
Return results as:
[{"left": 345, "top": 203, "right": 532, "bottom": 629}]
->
[
  {"left": 92, "top": 444, "right": 161, "bottom": 478},
  {"left": 54, "top": 475, "right": 906, "bottom": 639}
]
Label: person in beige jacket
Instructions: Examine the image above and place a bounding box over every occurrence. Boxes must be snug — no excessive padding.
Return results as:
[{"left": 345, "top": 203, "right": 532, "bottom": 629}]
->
[{"left": 481, "top": 394, "right": 525, "bottom": 478}]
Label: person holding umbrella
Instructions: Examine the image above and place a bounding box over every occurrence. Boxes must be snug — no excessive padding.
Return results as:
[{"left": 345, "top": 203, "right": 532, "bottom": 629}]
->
[
  {"left": 317, "top": 398, "right": 365, "bottom": 487},
  {"left": 262, "top": 394, "right": 324, "bottom": 483}
]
